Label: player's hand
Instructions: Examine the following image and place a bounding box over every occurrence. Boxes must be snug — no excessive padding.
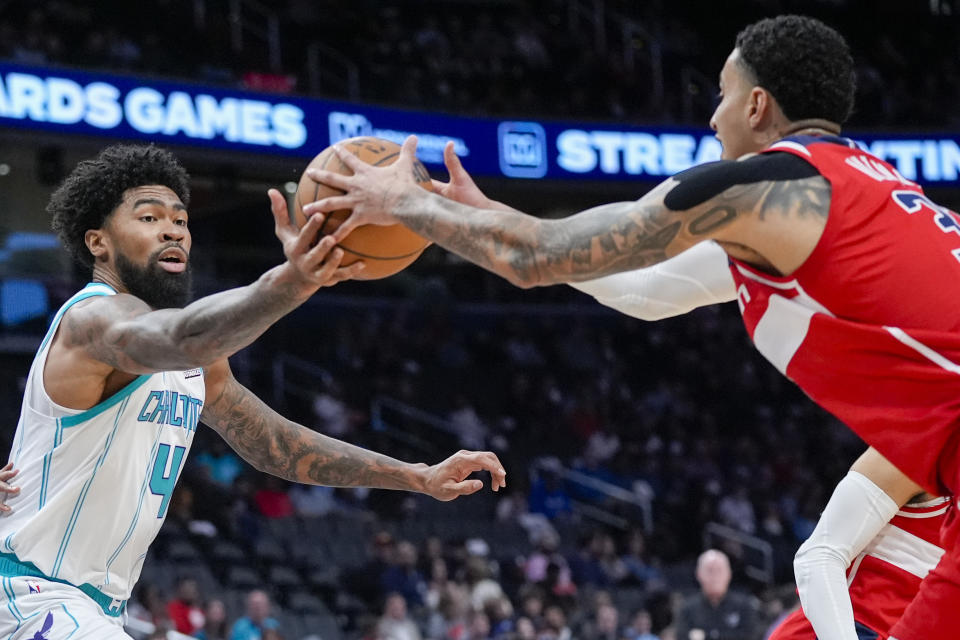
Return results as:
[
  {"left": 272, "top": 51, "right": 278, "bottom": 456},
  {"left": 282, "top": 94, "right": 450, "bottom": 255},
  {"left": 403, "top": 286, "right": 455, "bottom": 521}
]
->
[
  {"left": 431, "top": 141, "right": 494, "bottom": 208},
  {"left": 0, "top": 462, "right": 21, "bottom": 515},
  {"left": 420, "top": 450, "right": 507, "bottom": 502},
  {"left": 269, "top": 188, "right": 365, "bottom": 288},
  {"left": 303, "top": 135, "right": 424, "bottom": 244}
]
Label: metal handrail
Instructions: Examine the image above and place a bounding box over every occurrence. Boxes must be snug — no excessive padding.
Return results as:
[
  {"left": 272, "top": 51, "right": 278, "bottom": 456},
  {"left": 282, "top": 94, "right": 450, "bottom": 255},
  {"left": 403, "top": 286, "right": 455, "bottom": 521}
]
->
[
  {"left": 703, "top": 521, "right": 775, "bottom": 585},
  {"left": 561, "top": 467, "right": 653, "bottom": 532}
]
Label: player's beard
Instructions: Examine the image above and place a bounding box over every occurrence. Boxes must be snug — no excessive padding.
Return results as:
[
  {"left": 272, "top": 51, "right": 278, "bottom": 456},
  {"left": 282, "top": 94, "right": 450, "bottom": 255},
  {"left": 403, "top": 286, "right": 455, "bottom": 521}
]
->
[{"left": 115, "top": 248, "right": 193, "bottom": 309}]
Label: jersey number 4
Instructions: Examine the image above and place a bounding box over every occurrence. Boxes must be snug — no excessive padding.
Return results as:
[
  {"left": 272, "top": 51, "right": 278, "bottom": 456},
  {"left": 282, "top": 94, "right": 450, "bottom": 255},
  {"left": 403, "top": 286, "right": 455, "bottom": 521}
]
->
[
  {"left": 150, "top": 443, "right": 186, "bottom": 519},
  {"left": 892, "top": 190, "right": 960, "bottom": 263}
]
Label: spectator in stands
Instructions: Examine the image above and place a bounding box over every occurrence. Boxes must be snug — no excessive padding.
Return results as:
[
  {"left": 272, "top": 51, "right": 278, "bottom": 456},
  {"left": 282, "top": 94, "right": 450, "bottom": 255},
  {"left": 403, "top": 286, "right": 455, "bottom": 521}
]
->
[
  {"left": 674, "top": 550, "right": 760, "bottom": 640},
  {"left": 348, "top": 530, "right": 396, "bottom": 605},
  {"left": 424, "top": 582, "right": 471, "bottom": 640},
  {"left": 194, "top": 599, "right": 228, "bottom": 640},
  {"left": 484, "top": 595, "right": 515, "bottom": 637},
  {"left": 128, "top": 582, "right": 173, "bottom": 633},
  {"left": 567, "top": 531, "right": 613, "bottom": 588},
  {"left": 585, "top": 602, "right": 621, "bottom": 640},
  {"left": 619, "top": 529, "right": 663, "bottom": 589},
  {"left": 515, "top": 616, "right": 537, "bottom": 640},
  {"left": 288, "top": 483, "right": 339, "bottom": 517},
  {"left": 194, "top": 438, "right": 244, "bottom": 490},
  {"left": 717, "top": 485, "right": 757, "bottom": 535},
  {"left": 623, "top": 609, "right": 660, "bottom": 640},
  {"left": 527, "top": 462, "right": 573, "bottom": 521},
  {"left": 253, "top": 475, "right": 295, "bottom": 519},
  {"left": 230, "top": 589, "right": 280, "bottom": 640},
  {"left": 376, "top": 592, "right": 422, "bottom": 640},
  {"left": 381, "top": 540, "right": 428, "bottom": 609},
  {"left": 448, "top": 393, "right": 489, "bottom": 451},
  {"left": 518, "top": 588, "right": 546, "bottom": 630},
  {"left": 464, "top": 554, "right": 506, "bottom": 613},
  {"left": 465, "top": 610, "right": 492, "bottom": 640},
  {"left": 167, "top": 577, "right": 205, "bottom": 635},
  {"left": 541, "top": 604, "right": 573, "bottom": 640}
]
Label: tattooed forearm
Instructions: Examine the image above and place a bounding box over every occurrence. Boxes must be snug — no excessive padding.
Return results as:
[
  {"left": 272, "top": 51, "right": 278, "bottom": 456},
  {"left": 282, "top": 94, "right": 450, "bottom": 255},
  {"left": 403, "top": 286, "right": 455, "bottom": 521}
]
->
[
  {"left": 203, "top": 377, "right": 426, "bottom": 490},
  {"left": 393, "top": 191, "right": 684, "bottom": 286}
]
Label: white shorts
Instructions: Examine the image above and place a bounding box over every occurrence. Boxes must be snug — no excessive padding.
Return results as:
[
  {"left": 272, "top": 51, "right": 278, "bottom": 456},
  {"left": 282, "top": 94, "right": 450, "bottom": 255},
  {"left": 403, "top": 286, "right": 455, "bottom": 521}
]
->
[{"left": 0, "top": 576, "right": 131, "bottom": 640}]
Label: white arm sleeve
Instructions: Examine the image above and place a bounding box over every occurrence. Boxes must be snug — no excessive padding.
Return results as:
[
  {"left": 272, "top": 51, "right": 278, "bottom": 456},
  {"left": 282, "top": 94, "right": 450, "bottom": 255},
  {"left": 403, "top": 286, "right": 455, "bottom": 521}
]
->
[
  {"left": 568, "top": 241, "right": 736, "bottom": 320},
  {"left": 793, "top": 471, "right": 900, "bottom": 640}
]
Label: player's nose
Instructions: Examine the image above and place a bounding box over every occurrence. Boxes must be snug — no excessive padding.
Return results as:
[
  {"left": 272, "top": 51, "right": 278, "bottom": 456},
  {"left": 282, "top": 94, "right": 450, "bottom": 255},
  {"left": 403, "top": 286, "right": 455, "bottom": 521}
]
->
[{"left": 161, "top": 222, "right": 185, "bottom": 242}]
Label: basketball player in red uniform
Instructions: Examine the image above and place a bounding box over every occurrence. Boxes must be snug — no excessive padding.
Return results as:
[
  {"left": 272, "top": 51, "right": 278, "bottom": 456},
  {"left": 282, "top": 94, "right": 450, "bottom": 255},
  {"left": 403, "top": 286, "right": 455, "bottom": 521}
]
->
[
  {"left": 773, "top": 448, "right": 948, "bottom": 640},
  {"left": 304, "top": 15, "right": 960, "bottom": 639}
]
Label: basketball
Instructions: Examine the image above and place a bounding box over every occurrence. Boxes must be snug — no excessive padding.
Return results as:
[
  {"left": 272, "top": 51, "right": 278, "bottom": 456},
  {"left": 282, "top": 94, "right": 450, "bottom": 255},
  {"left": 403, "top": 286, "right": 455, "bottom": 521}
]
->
[{"left": 292, "top": 137, "right": 433, "bottom": 280}]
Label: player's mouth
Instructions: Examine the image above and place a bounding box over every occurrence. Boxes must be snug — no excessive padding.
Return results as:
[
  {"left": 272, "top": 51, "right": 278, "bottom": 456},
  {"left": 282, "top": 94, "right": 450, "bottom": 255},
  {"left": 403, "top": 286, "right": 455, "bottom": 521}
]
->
[{"left": 157, "top": 248, "right": 188, "bottom": 273}]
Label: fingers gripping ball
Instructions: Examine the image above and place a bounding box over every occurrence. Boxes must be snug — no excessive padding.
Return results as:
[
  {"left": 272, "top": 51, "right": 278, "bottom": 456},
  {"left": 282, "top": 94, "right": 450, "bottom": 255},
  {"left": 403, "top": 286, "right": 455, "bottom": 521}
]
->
[{"left": 293, "top": 137, "right": 433, "bottom": 280}]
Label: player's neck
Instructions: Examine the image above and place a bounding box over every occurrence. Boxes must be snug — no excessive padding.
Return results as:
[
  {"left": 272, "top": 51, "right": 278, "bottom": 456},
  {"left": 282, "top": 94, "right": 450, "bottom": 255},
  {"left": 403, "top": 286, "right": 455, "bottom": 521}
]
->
[
  {"left": 91, "top": 265, "right": 126, "bottom": 295},
  {"left": 780, "top": 118, "right": 842, "bottom": 138}
]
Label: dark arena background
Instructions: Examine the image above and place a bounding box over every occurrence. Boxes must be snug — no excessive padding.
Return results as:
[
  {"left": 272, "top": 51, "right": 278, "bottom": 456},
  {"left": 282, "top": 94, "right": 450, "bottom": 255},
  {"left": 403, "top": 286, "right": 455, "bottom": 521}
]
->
[{"left": 1, "top": 1, "right": 959, "bottom": 639}]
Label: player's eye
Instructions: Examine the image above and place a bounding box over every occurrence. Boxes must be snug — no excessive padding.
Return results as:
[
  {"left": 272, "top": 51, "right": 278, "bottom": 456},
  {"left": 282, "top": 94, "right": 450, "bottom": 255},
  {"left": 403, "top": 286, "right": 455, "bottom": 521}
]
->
[
  {"left": 140, "top": 215, "right": 156, "bottom": 222},
  {"left": 175, "top": 219, "right": 188, "bottom": 226}
]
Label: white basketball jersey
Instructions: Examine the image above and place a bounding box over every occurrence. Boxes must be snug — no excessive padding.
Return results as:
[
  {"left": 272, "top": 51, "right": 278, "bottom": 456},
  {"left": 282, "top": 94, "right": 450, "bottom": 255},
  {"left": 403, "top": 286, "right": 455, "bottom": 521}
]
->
[{"left": 0, "top": 283, "right": 205, "bottom": 613}]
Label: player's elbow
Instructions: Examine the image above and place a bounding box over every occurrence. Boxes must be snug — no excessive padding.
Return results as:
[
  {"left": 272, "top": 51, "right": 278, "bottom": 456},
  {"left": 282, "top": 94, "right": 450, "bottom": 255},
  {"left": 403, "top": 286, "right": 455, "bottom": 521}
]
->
[
  {"left": 793, "top": 539, "right": 850, "bottom": 585},
  {"left": 501, "top": 250, "right": 545, "bottom": 288}
]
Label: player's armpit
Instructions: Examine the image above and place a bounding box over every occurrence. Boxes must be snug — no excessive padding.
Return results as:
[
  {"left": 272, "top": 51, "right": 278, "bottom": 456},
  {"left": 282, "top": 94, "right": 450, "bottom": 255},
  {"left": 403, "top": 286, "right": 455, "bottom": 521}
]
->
[{"left": 201, "top": 361, "right": 507, "bottom": 497}]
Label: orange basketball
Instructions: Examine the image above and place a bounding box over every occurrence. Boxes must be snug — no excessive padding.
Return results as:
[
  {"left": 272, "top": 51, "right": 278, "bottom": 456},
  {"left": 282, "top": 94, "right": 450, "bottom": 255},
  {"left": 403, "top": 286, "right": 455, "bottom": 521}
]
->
[{"left": 292, "top": 137, "right": 432, "bottom": 280}]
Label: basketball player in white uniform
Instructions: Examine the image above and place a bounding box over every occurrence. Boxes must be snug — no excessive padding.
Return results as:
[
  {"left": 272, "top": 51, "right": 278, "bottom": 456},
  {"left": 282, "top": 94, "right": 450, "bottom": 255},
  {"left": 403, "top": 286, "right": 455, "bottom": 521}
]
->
[{"left": 0, "top": 144, "right": 506, "bottom": 640}]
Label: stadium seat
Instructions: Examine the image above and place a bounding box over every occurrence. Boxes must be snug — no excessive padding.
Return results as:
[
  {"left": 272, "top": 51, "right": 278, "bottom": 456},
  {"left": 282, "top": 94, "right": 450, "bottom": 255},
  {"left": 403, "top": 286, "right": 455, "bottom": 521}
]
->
[
  {"left": 224, "top": 566, "right": 260, "bottom": 591},
  {"left": 287, "top": 590, "right": 327, "bottom": 615}
]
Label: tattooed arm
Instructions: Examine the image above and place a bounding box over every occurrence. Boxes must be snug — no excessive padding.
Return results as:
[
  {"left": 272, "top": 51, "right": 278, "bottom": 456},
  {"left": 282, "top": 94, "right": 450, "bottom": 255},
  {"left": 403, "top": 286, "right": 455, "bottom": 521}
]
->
[
  {"left": 48, "top": 190, "right": 364, "bottom": 378},
  {"left": 201, "top": 359, "right": 507, "bottom": 500},
  {"left": 305, "top": 137, "right": 832, "bottom": 285}
]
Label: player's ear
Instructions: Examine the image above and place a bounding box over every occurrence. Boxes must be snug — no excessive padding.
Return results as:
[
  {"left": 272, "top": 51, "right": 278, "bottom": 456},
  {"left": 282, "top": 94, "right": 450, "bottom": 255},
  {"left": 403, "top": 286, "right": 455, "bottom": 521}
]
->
[
  {"left": 85, "top": 228, "right": 110, "bottom": 262},
  {"left": 748, "top": 87, "right": 773, "bottom": 128}
]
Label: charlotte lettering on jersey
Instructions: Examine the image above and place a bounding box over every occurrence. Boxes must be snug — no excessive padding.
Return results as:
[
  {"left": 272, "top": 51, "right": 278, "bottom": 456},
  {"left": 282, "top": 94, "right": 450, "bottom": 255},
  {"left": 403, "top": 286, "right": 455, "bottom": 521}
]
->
[{"left": 137, "top": 390, "right": 202, "bottom": 433}]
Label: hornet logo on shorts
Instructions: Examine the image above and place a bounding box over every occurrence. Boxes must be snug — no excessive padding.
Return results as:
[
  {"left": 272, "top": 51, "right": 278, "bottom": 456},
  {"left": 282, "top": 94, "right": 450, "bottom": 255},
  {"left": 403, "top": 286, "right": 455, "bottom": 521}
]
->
[
  {"left": 498, "top": 121, "right": 548, "bottom": 178},
  {"left": 32, "top": 611, "right": 53, "bottom": 640}
]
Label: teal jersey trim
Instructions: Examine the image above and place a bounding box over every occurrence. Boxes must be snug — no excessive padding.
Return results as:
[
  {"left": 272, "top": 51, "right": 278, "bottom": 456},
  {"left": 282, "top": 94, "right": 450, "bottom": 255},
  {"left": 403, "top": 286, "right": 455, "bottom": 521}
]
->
[
  {"left": 58, "top": 374, "right": 151, "bottom": 428},
  {"left": 60, "top": 603, "right": 80, "bottom": 639},
  {"left": 0, "top": 553, "right": 126, "bottom": 617},
  {"left": 37, "top": 283, "right": 116, "bottom": 355}
]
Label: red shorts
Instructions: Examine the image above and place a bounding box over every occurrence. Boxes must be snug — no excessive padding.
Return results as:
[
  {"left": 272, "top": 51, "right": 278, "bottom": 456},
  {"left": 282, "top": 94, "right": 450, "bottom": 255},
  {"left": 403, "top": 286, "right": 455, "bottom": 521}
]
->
[
  {"left": 768, "top": 609, "right": 814, "bottom": 640},
  {"left": 768, "top": 607, "right": 882, "bottom": 640},
  {"left": 889, "top": 501, "right": 960, "bottom": 640}
]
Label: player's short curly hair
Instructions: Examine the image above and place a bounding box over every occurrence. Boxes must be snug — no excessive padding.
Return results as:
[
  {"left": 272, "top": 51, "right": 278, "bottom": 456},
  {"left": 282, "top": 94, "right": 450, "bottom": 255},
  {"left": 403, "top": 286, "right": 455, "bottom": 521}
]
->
[
  {"left": 735, "top": 15, "right": 856, "bottom": 126},
  {"left": 48, "top": 144, "right": 190, "bottom": 269}
]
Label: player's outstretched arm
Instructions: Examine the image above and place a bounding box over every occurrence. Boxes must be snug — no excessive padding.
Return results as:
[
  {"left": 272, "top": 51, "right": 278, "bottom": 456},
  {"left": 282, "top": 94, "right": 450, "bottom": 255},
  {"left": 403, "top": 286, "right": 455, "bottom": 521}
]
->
[
  {"left": 429, "top": 140, "right": 738, "bottom": 320},
  {"left": 55, "top": 190, "right": 365, "bottom": 375},
  {"left": 201, "top": 360, "right": 506, "bottom": 500},
  {"left": 794, "top": 448, "right": 925, "bottom": 640},
  {"left": 304, "top": 136, "right": 830, "bottom": 287}
]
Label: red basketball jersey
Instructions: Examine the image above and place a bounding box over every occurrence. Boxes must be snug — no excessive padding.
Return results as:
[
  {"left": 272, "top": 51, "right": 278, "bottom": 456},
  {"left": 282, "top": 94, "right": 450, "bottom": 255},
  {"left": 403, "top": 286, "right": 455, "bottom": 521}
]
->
[
  {"left": 769, "top": 497, "right": 949, "bottom": 640},
  {"left": 728, "top": 136, "right": 960, "bottom": 495}
]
